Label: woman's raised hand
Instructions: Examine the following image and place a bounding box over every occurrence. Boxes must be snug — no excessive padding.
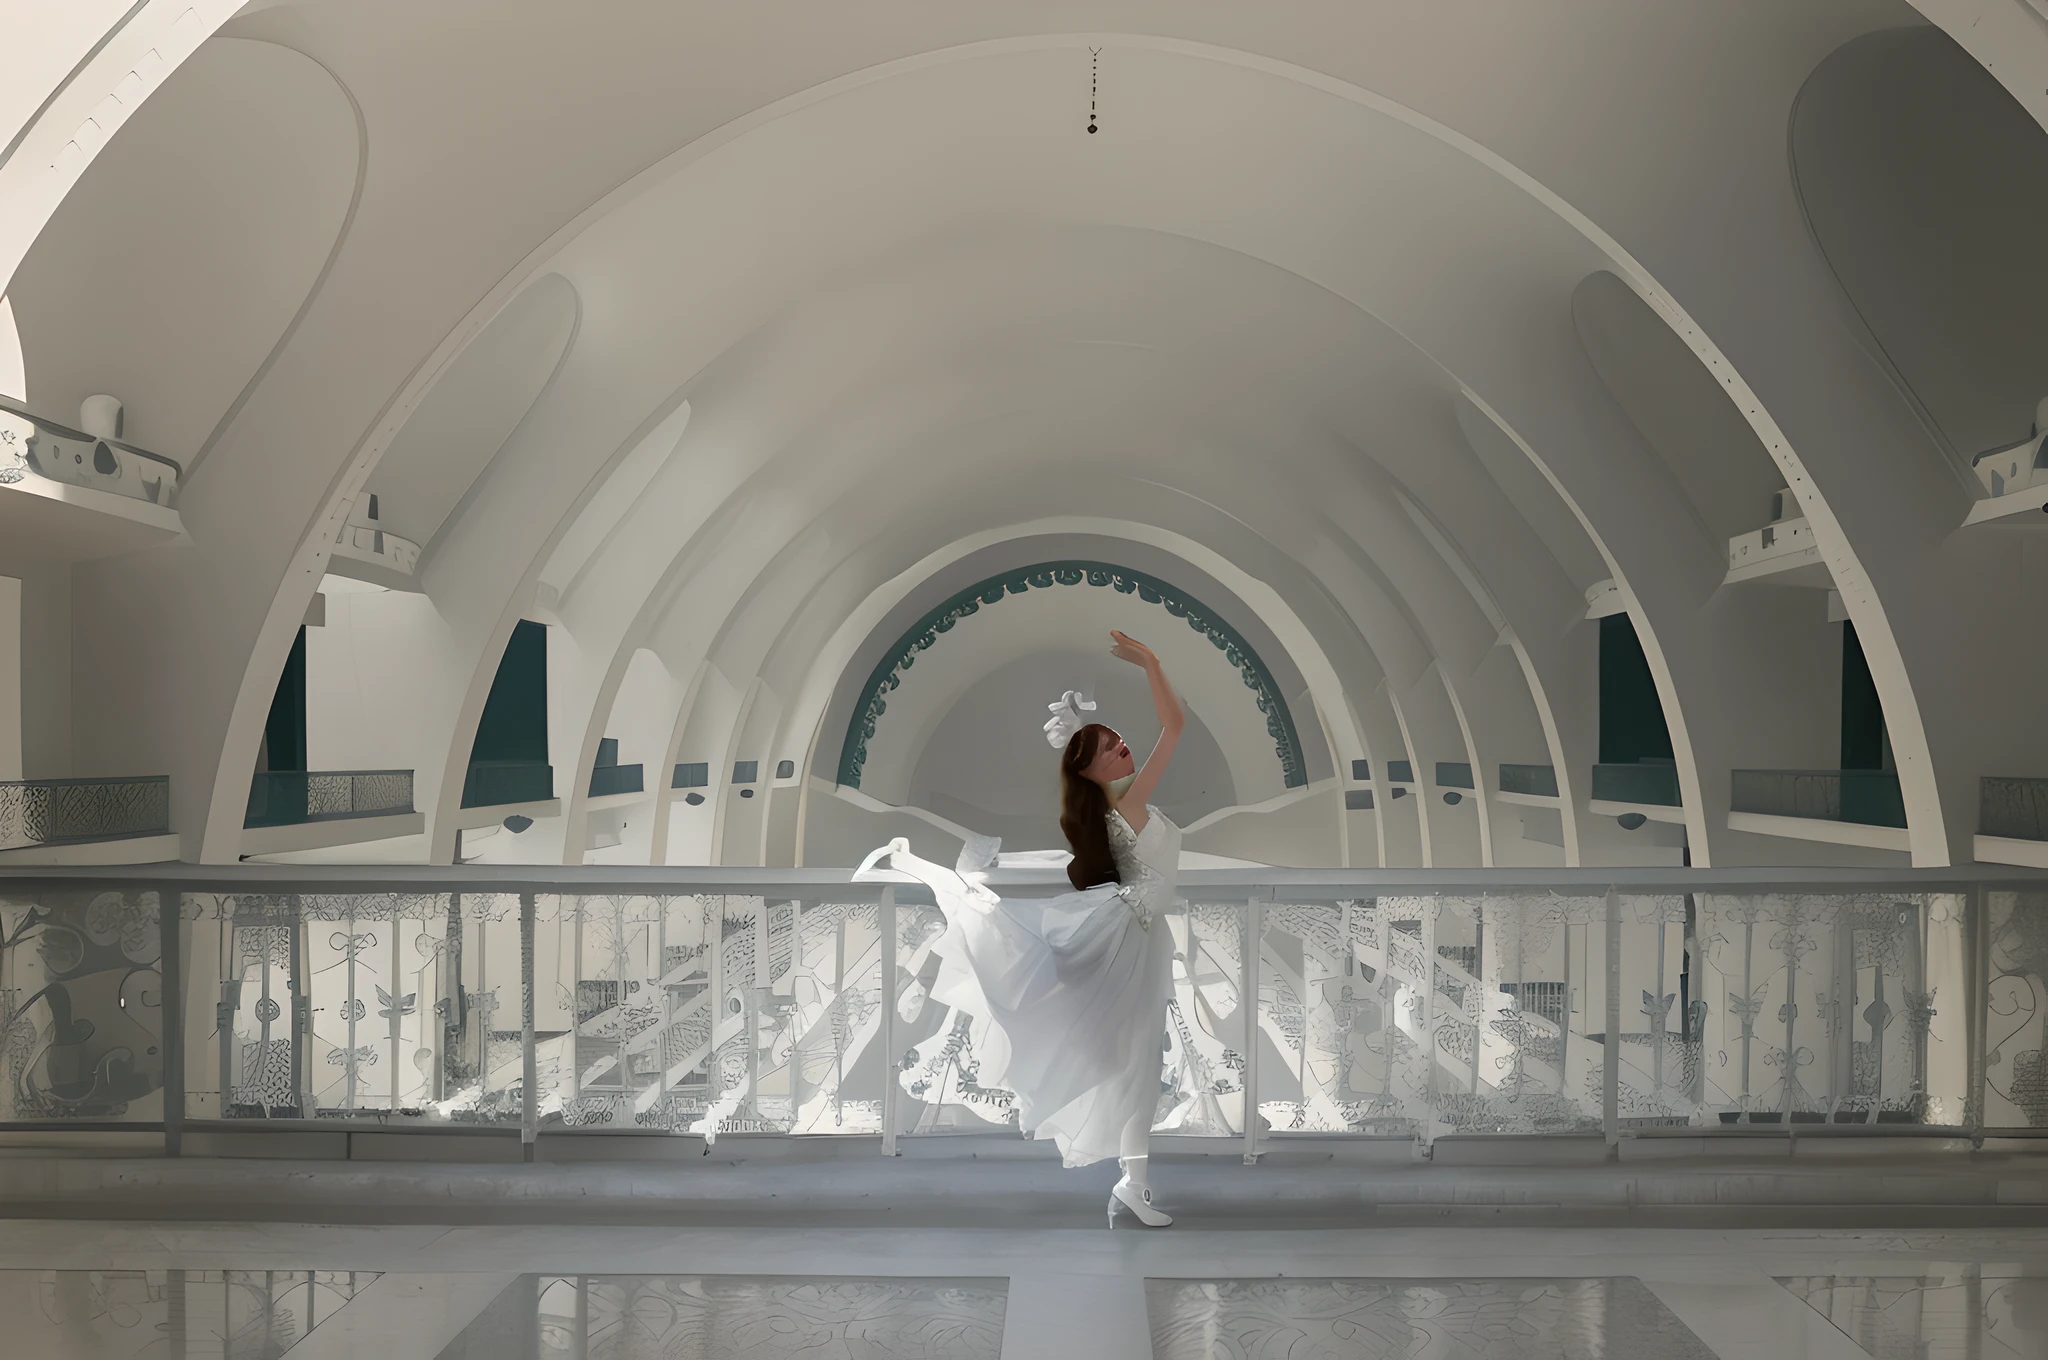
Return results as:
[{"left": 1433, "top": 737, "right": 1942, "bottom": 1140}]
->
[{"left": 1109, "top": 629, "right": 1156, "bottom": 668}]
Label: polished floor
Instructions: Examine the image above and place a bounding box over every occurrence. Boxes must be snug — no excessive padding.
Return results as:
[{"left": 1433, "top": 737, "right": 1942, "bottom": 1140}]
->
[{"left": 2, "top": 1225, "right": 2046, "bottom": 1358}]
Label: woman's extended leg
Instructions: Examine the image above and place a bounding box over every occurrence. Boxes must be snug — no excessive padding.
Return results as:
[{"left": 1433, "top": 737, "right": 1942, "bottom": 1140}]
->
[
  {"left": 1118, "top": 1109, "right": 1151, "bottom": 1188},
  {"left": 1108, "top": 1107, "right": 1171, "bottom": 1227}
]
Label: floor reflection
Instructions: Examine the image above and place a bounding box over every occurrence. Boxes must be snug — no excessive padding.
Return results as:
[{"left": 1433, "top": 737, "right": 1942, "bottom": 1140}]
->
[
  {"left": 1777, "top": 1273, "right": 2048, "bottom": 1359},
  {"left": 1146, "top": 1277, "right": 1719, "bottom": 1360},
  {"left": 0, "top": 1270, "right": 376, "bottom": 1359},
  {"left": 436, "top": 1274, "right": 1007, "bottom": 1359}
]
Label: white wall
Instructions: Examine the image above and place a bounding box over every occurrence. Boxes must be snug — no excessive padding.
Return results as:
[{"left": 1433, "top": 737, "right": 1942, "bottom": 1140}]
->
[
  {"left": 0, "top": 574, "right": 19, "bottom": 780},
  {"left": 304, "top": 579, "right": 451, "bottom": 794},
  {"left": 0, "top": 556, "right": 69, "bottom": 779},
  {"left": 1180, "top": 784, "right": 1344, "bottom": 867},
  {"left": 908, "top": 646, "right": 1237, "bottom": 848}
]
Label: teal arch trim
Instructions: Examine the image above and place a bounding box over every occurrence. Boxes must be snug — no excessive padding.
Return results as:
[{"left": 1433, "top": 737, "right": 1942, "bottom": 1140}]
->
[{"left": 837, "top": 560, "right": 1307, "bottom": 790}]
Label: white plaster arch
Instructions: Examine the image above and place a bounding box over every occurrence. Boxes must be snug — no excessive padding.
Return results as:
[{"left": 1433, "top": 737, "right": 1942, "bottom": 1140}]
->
[{"left": 155, "top": 29, "right": 1916, "bottom": 872}]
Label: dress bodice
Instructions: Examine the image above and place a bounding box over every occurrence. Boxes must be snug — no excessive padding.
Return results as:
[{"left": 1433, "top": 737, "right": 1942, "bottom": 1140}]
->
[{"left": 1108, "top": 804, "right": 1181, "bottom": 905}]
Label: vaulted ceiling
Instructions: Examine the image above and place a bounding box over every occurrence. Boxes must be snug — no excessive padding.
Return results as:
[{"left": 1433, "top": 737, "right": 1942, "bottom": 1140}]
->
[{"left": 5, "top": 0, "right": 2044, "bottom": 869}]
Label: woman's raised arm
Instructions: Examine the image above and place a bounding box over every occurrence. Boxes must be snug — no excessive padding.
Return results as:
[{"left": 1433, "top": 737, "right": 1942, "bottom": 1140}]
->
[{"left": 1109, "top": 630, "right": 1183, "bottom": 823}]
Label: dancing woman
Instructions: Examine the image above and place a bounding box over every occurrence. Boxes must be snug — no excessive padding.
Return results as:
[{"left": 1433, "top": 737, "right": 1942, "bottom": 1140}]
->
[{"left": 856, "top": 629, "right": 1185, "bottom": 1227}]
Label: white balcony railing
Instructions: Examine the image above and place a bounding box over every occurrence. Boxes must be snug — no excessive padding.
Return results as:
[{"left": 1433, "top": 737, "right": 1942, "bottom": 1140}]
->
[
  {"left": 327, "top": 491, "right": 421, "bottom": 583},
  {"left": 2, "top": 863, "right": 2040, "bottom": 1146},
  {"left": 0, "top": 397, "right": 181, "bottom": 507}
]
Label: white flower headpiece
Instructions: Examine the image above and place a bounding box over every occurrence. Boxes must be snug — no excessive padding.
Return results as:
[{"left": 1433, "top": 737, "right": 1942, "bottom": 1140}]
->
[{"left": 1043, "top": 690, "right": 1096, "bottom": 749}]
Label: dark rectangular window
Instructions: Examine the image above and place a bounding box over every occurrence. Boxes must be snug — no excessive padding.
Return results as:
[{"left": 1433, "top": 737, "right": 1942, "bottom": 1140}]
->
[
  {"left": 260, "top": 625, "right": 308, "bottom": 773},
  {"left": 1350, "top": 759, "right": 1371, "bottom": 781},
  {"left": 1840, "top": 619, "right": 1892, "bottom": 771},
  {"left": 1435, "top": 761, "right": 1474, "bottom": 789},
  {"left": 732, "top": 761, "right": 759, "bottom": 784},
  {"left": 672, "top": 762, "right": 709, "bottom": 789},
  {"left": 471, "top": 620, "right": 548, "bottom": 763},
  {"left": 1386, "top": 760, "right": 1414, "bottom": 783},
  {"left": 776, "top": 759, "right": 796, "bottom": 780},
  {"left": 1344, "top": 788, "right": 1375, "bottom": 811},
  {"left": 1598, "top": 613, "right": 1674, "bottom": 764}
]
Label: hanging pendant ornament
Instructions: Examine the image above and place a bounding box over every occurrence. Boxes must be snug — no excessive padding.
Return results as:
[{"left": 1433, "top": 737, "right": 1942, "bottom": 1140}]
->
[{"left": 1088, "top": 48, "right": 1100, "bottom": 134}]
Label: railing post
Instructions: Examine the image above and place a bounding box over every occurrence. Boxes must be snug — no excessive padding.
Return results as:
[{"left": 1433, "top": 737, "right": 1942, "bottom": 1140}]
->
[
  {"left": 880, "top": 886, "right": 898, "bottom": 1157},
  {"left": 520, "top": 891, "right": 537, "bottom": 1153},
  {"left": 1242, "top": 892, "right": 1264, "bottom": 1165},
  {"left": 707, "top": 897, "right": 724, "bottom": 1138},
  {"left": 159, "top": 883, "right": 183, "bottom": 1157},
  {"left": 1603, "top": 886, "right": 1621, "bottom": 1149},
  {"left": 1968, "top": 882, "right": 1989, "bottom": 1142}
]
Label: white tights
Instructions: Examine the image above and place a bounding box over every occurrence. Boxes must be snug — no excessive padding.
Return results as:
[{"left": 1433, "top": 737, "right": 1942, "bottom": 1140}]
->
[{"left": 1118, "top": 1111, "right": 1151, "bottom": 1187}]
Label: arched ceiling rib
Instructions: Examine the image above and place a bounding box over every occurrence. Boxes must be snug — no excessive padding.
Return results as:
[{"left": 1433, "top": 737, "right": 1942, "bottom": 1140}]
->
[{"left": 9, "top": 37, "right": 360, "bottom": 465}]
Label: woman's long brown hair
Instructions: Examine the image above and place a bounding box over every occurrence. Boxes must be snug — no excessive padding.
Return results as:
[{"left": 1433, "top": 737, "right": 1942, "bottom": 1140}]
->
[{"left": 1060, "top": 723, "right": 1120, "bottom": 890}]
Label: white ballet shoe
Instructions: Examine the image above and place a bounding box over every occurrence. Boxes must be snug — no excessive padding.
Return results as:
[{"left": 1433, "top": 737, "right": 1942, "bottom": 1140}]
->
[{"left": 1107, "top": 1175, "right": 1172, "bottom": 1228}]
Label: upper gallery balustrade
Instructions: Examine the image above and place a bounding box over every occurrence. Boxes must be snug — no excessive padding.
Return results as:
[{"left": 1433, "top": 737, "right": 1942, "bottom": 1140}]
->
[
  {"left": 0, "top": 396, "right": 180, "bottom": 508},
  {"left": 1979, "top": 776, "right": 2048, "bottom": 870},
  {"left": 1497, "top": 764, "right": 1560, "bottom": 801},
  {"left": 326, "top": 492, "right": 421, "bottom": 589},
  {"left": 1, "top": 862, "right": 2037, "bottom": 1154},
  {"left": 1730, "top": 769, "right": 1907, "bottom": 830},
  {"left": 0, "top": 775, "right": 169, "bottom": 853},
  {"left": 587, "top": 738, "right": 644, "bottom": 801},
  {"left": 1982, "top": 778, "right": 2048, "bottom": 844},
  {"left": 462, "top": 760, "right": 555, "bottom": 809},
  {"left": 1589, "top": 761, "right": 1683, "bottom": 810},
  {"left": 243, "top": 770, "right": 416, "bottom": 830}
]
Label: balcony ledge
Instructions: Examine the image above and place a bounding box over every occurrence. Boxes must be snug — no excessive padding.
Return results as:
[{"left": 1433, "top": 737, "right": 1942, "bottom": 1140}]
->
[
  {"left": 1963, "top": 481, "right": 2048, "bottom": 525},
  {"left": 1588, "top": 798, "right": 1686, "bottom": 825},
  {"left": 327, "top": 523, "right": 423, "bottom": 591},
  {"left": 0, "top": 468, "right": 184, "bottom": 559},
  {"left": 240, "top": 810, "right": 425, "bottom": 857},
  {"left": 1723, "top": 515, "right": 1832, "bottom": 588},
  {"left": 1974, "top": 834, "right": 2048, "bottom": 869},
  {"left": 1727, "top": 809, "right": 1910, "bottom": 854},
  {"left": 1496, "top": 789, "right": 1562, "bottom": 810},
  {"left": 452, "top": 797, "right": 562, "bottom": 832},
  {"left": 585, "top": 789, "right": 650, "bottom": 812},
  {"left": 0, "top": 832, "right": 181, "bottom": 865}
]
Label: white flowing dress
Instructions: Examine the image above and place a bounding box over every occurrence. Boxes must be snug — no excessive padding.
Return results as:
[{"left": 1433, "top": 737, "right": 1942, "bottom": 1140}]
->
[{"left": 859, "top": 806, "right": 1181, "bottom": 1167}]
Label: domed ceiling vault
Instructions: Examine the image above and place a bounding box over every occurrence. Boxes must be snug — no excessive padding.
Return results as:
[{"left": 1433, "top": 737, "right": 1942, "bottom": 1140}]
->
[
  {"left": 9, "top": 5, "right": 2022, "bottom": 866},
  {"left": 368, "top": 45, "right": 1884, "bottom": 872}
]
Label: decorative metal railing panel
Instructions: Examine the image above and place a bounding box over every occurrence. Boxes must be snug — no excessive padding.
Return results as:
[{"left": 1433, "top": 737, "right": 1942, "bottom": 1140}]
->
[
  {"left": 1982, "top": 777, "right": 2048, "bottom": 842},
  {"left": 0, "top": 776, "right": 170, "bottom": 851},
  {"left": 0, "top": 399, "right": 182, "bottom": 505},
  {"left": 1590, "top": 763, "right": 1682, "bottom": 807},
  {"left": 1694, "top": 892, "right": 1964, "bottom": 1124},
  {"left": 244, "top": 770, "right": 414, "bottom": 829},
  {"left": 0, "top": 889, "right": 165, "bottom": 1121},
  {"left": 1731, "top": 769, "right": 1908, "bottom": 829},
  {"left": 1986, "top": 890, "right": 2048, "bottom": 1128},
  {"left": 0, "top": 868, "right": 2034, "bottom": 1140}
]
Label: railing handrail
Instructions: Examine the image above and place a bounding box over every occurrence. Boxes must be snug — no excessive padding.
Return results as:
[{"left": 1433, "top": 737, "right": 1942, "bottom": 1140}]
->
[
  {"left": 1, "top": 861, "right": 2042, "bottom": 899},
  {"left": 1731, "top": 767, "right": 1902, "bottom": 779},
  {"left": 0, "top": 773, "right": 168, "bottom": 789},
  {"left": 0, "top": 395, "right": 185, "bottom": 476}
]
